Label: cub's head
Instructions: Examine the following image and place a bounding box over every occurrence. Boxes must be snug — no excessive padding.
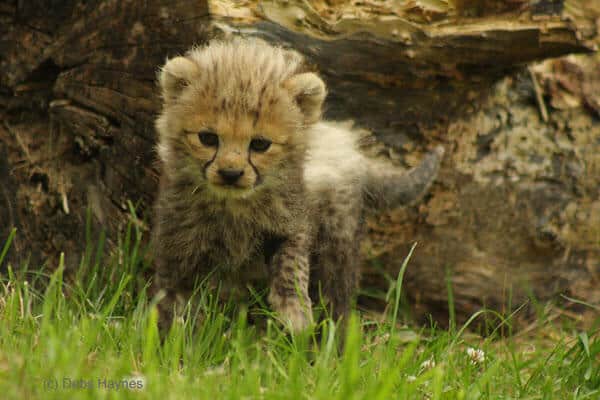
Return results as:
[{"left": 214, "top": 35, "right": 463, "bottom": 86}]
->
[{"left": 155, "top": 38, "right": 326, "bottom": 198}]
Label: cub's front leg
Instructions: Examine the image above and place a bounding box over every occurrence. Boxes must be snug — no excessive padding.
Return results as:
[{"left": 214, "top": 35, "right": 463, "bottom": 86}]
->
[
  {"left": 151, "top": 261, "right": 203, "bottom": 335},
  {"left": 267, "top": 231, "right": 314, "bottom": 333},
  {"left": 150, "top": 238, "right": 212, "bottom": 335}
]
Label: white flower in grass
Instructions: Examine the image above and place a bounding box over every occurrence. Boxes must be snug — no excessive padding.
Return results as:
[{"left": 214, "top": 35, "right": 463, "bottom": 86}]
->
[
  {"left": 466, "top": 347, "right": 485, "bottom": 365},
  {"left": 109, "top": 320, "right": 122, "bottom": 331},
  {"left": 203, "top": 364, "right": 226, "bottom": 376},
  {"left": 407, "top": 375, "right": 417, "bottom": 382},
  {"left": 420, "top": 358, "right": 436, "bottom": 370}
]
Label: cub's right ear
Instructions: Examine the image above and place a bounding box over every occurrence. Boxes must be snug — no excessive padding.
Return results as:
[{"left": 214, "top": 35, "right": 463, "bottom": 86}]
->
[{"left": 158, "top": 56, "right": 200, "bottom": 101}]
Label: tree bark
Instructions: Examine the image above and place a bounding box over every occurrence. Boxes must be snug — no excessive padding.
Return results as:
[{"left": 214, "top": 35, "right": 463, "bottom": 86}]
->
[{"left": 1, "top": 0, "right": 598, "bottom": 325}]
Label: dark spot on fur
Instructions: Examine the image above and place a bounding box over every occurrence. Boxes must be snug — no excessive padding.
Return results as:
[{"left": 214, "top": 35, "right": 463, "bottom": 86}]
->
[
  {"left": 274, "top": 286, "right": 296, "bottom": 299},
  {"left": 264, "top": 234, "right": 286, "bottom": 265},
  {"left": 253, "top": 86, "right": 268, "bottom": 127},
  {"left": 252, "top": 110, "right": 260, "bottom": 127},
  {"left": 220, "top": 98, "right": 227, "bottom": 111}
]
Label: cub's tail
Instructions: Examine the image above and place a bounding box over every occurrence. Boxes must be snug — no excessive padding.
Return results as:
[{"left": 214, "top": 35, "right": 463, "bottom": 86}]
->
[{"left": 364, "top": 146, "right": 445, "bottom": 209}]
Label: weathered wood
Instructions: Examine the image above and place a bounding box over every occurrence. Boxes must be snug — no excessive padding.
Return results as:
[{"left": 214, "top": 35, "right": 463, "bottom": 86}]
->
[{"left": 0, "top": 0, "right": 598, "bottom": 326}]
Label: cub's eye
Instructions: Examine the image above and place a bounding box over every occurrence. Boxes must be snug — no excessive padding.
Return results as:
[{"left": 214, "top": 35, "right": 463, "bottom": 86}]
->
[
  {"left": 198, "top": 131, "right": 219, "bottom": 147},
  {"left": 249, "top": 138, "right": 271, "bottom": 152}
]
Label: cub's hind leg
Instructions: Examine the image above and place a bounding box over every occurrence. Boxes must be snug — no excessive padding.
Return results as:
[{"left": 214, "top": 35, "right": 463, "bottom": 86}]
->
[
  {"left": 150, "top": 247, "right": 218, "bottom": 335},
  {"left": 311, "top": 193, "right": 363, "bottom": 324}
]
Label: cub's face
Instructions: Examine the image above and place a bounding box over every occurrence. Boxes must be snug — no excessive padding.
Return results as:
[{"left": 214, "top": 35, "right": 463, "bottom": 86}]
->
[
  {"left": 155, "top": 43, "right": 326, "bottom": 199},
  {"left": 177, "top": 106, "right": 294, "bottom": 196}
]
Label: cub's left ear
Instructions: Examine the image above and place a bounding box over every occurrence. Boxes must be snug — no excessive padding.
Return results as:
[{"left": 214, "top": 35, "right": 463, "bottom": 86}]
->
[
  {"left": 158, "top": 56, "right": 200, "bottom": 102},
  {"left": 283, "top": 72, "right": 326, "bottom": 125}
]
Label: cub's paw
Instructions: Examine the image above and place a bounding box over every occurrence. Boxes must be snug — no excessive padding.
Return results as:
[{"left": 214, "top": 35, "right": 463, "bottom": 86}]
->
[{"left": 268, "top": 292, "right": 314, "bottom": 333}]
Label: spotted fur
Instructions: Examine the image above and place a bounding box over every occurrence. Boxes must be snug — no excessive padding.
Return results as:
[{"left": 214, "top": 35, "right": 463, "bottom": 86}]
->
[{"left": 151, "top": 38, "right": 443, "bottom": 332}]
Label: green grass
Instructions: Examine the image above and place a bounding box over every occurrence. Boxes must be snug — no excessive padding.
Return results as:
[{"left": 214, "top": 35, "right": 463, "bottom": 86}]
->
[{"left": 0, "top": 221, "right": 598, "bottom": 400}]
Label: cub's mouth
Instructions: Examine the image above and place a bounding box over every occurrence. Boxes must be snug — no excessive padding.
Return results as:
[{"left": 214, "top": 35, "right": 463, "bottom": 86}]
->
[{"left": 207, "top": 180, "right": 256, "bottom": 198}]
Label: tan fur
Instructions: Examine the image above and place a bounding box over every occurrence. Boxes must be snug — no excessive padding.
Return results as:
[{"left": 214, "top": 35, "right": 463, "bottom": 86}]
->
[{"left": 151, "top": 38, "right": 443, "bottom": 333}]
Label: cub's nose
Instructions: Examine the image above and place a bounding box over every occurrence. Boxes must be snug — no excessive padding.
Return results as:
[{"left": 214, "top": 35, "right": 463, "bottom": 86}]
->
[{"left": 218, "top": 169, "right": 244, "bottom": 185}]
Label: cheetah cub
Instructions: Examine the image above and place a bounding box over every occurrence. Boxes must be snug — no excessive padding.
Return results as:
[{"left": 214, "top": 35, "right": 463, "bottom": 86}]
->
[{"left": 152, "top": 38, "right": 443, "bottom": 332}]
